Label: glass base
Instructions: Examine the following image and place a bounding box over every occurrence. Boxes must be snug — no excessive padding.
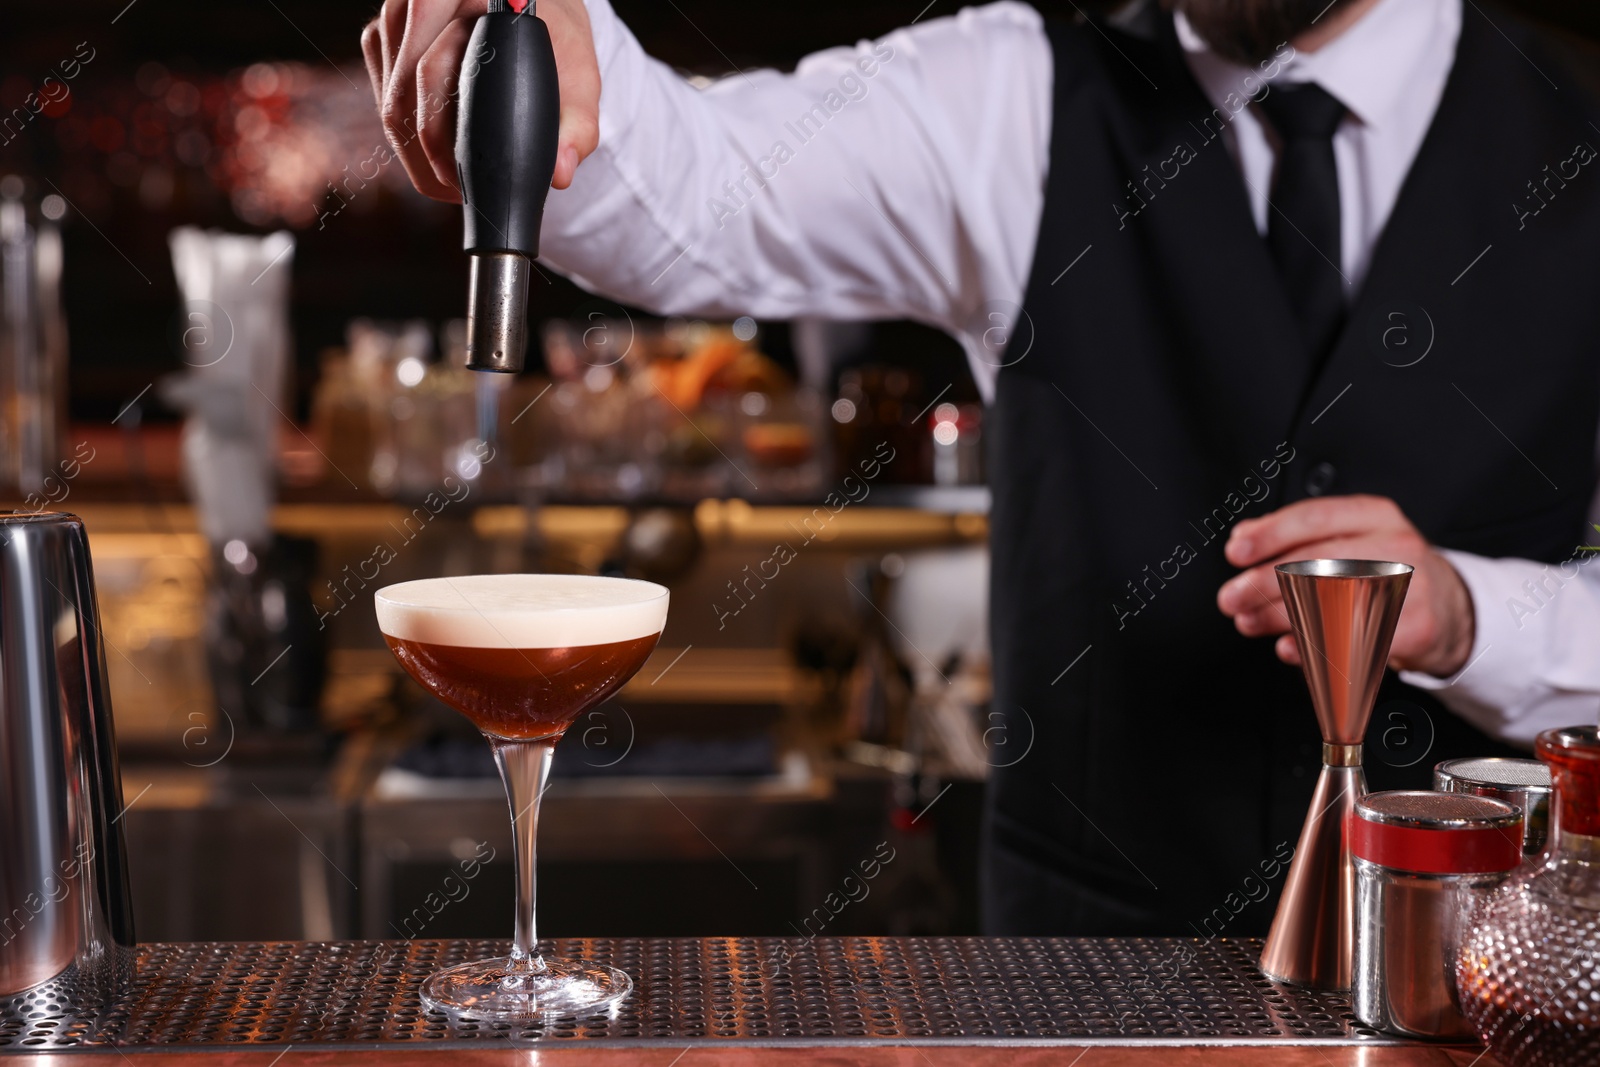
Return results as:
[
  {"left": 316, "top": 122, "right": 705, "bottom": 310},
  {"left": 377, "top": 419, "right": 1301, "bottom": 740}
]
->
[{"left": 420, "top": 955, "right": 632, "bottom": 1022}]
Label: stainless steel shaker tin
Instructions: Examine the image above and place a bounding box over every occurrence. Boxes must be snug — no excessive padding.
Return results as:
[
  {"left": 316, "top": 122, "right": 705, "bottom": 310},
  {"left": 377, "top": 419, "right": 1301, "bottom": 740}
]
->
[
  {"left": 1350, "top": 791, "right": 1522, "bottom": 1041},
  {"left": 0, "top": 511, "right": 135, "bottom": 1006},
  {"left": 1433, "top": 756, "right": 1552, "bottom": 856}
]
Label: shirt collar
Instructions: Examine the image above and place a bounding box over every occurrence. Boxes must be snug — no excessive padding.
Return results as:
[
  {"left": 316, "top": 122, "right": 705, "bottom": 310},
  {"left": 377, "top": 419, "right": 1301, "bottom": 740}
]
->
[{"left": 1173, "top": 0, "right": 1460, "bottom": 131}]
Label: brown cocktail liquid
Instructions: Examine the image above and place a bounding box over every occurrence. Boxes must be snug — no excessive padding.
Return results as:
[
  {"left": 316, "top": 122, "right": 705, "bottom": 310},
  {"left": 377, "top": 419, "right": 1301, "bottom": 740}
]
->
[{"left": 385, "top": 633, "right": 660, "bottom": 740}]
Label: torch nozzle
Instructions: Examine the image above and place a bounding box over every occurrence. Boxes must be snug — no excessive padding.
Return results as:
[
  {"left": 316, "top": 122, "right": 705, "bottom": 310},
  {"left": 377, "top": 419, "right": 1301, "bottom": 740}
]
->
[
  {"left": 464, "top": 251, "right": 531, "bottom": 373},
  {"left": 455, "top": 0, "right": 560, "bottom": 375}
]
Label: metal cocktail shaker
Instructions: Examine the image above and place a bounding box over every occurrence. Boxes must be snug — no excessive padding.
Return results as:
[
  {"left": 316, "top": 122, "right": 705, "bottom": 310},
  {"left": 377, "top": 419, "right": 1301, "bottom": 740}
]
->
[
  {"left": 0, "top": 512, "right": 135, "bottom": 1005},
  {"left": 1434, "top": 757, "right": 1552, "bottom": 857},
  {"left": 1350, "top": 790, "right": 1522, "bottom": 1039}
]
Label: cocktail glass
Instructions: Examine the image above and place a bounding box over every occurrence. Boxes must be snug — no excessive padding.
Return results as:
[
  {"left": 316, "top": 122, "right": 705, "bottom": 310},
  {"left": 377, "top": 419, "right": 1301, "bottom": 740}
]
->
[{"left": 375, "top": 574, "right": 669, "bottom": 1020}]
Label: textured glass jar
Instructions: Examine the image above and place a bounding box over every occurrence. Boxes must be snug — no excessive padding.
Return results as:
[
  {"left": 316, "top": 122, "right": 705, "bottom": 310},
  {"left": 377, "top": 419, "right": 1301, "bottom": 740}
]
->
[{"left": 1457, "top": 725, "right": 1600, "bottom": 1066}]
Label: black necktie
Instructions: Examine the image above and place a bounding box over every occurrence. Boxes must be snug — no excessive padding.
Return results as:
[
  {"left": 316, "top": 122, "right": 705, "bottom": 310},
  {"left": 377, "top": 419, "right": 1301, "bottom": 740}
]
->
[{"left": 1257, "top": 83, "right": 1347, "bottom": 363}]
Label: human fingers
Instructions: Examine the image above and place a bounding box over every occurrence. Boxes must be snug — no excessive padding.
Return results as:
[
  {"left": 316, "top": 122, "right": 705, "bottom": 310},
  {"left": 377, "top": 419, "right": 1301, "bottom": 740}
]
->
[
  {"left": 1225, "top": 495, "right": 1407, "bottom": 568},
  {"left": 379, "top": 0, "right": 488, "bottom": 202}
]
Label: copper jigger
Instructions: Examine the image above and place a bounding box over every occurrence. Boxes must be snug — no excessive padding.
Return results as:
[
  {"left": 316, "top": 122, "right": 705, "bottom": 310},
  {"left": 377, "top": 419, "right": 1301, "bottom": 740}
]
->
[{"left": 1258, "top": 559, "right": 1412, "bottom": 990}]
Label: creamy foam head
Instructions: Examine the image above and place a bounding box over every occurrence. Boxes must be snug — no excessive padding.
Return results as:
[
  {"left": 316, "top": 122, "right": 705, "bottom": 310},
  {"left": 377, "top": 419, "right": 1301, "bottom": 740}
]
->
[{"left": 375, "top": 574, "right": 669, "bottom": 648}]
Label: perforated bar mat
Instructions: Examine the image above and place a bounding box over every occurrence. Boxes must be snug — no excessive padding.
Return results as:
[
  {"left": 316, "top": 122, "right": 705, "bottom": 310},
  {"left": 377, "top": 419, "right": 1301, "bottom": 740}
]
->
[{"left": 1, "top": 937, "right": 1395, "bottom": 1049}]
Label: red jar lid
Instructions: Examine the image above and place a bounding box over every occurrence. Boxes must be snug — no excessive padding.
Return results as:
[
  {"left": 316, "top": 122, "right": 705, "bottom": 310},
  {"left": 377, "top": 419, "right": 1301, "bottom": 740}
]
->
[
  {"left": 1350, "top": 791, "right": 1523, "bottom": 875},
  {"left": 1538, "top": 725, "right": 1600, "bottom": 837}
]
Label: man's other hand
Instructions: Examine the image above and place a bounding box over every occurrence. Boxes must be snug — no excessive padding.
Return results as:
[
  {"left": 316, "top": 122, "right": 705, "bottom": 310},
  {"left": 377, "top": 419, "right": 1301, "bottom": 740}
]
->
[
  {"left": 1216, "top": 495, "right": 1475, "bottom": 677},
  {"left": 361, "top": 0, "right": 601, "bottom": 203}
]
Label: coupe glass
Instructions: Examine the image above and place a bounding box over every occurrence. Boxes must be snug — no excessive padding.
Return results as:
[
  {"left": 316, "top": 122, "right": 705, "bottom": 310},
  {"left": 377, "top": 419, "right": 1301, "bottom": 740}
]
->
[{"left": 375, "top": 574, "right": 669, "bottom": 1020}]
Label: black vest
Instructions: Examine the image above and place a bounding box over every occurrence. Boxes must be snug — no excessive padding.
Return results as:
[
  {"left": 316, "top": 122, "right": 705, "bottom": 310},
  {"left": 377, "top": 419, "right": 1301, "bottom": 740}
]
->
[{"left": 984, "top": 4, "right": 1600, "bottom": 934}]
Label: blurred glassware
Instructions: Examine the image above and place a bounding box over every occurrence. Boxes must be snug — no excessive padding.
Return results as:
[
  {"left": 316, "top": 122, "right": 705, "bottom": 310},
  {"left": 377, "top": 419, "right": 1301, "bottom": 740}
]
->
[
  {"left": 738, "top": 388, "right": 826, "bottom": 499},
  {"left": 543, "top": 317, "right": 807, "bottom": 502},
  {"left": 157, "top": 227, "right": 329, "bottom": 736},
  {"left": 364, "top": 319, "right": 435, "bottom": 497},
  {"left": 160, "top": 226, "right": 293, "bottom": 550},
  {"left": 884, "top": 547, "right": 992, "bottom": 781},
  {"left": 1457, "top": 725, "right": 1600, "bottom": 1066},
  {"left": 544, "top": 309, "right": 650, "bottom": 382},
  {"left": 205, "top": 533, "right": 326, "bottom": 734},
  {"left": 546, "top": 365, "right": 664, "bottom": 501},
  {"left": 833, "top": 366, "right": 928, "bottom": 485},
  {"left": 551, "top": 315, "right": 670, "bottom": 500},
  {"left": 0, "top": 176, "right": 69, "bottom": 496},
  {"left": 340, "top": 314, "right": 831, "bottom": 503},
  {"left": 544, "top": 319, "right": 668, "bottom": 502},
  {"left": 316, "top": 318, "right": 546, "bottom": 500},
  {"left": 309, "top": 342, "right": 377, "bottom": 491},
  {"left": 928, "top": 402, "right": 983, "bottom": 488},
  {"left": 841, "top": 558, "right": 911, "bottom": 751}
]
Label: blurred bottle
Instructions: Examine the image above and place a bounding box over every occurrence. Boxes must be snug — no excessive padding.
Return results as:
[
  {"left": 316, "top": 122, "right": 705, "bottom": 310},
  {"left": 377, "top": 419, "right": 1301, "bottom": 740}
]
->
[
  {"left": 928, "top": 402, "right": 983, "bottom": 487},
  {"left": 160, "top": 226, "right": 324, "bottom": 736},
  {"left": 0, "top": 177, "right": 68, "bottom": 495},
  {"left": 310, "top": 344, "right": 377, "bottom": 489},
  {"left": 364, "top": 319, "right": 434, "bottom": 496},
  {"left": 545, "top": 316, "right": 667, "bottom": 501},
  {"left": 832, "top": 366, "right": 926, "bottom": 484}
]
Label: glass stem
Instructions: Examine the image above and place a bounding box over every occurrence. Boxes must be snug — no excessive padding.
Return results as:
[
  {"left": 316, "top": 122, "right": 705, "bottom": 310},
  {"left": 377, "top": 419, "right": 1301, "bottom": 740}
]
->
[{"left": 492, "top": 737, "right": 556, "bottom": 975}]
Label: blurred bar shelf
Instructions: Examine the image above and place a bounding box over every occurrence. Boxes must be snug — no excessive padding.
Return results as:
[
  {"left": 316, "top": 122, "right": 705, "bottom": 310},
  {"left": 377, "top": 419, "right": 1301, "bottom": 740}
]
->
[
  {"left": 60, "top": 424, "right": 991, "bottom": 513},
  {"left": 866, "top": 485, "right": 990, "bottom": 514}
]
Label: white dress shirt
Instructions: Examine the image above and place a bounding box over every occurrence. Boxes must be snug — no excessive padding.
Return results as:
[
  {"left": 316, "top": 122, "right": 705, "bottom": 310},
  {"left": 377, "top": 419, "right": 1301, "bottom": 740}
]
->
[{"left": 541, "top": 0, "right": 1600, "bottom": 746}]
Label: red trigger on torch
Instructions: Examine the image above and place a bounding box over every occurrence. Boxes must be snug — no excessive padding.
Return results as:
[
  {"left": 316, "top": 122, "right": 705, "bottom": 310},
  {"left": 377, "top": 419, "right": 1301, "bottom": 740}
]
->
[{"left": 508, "top": 0, "right": 529, "bottom": 11}]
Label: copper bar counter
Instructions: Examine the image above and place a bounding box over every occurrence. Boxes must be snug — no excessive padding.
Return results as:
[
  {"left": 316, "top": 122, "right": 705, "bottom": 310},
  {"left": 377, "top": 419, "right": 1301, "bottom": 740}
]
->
[{"left": 0, "top": 937, "right": 1498, "bottom": 1064}]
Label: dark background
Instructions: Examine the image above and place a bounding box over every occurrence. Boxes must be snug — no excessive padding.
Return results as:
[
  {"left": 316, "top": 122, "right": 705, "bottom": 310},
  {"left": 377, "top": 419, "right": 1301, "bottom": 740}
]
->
[{"left": 2, "top": 0, "right": 1596, "bottom": 421}]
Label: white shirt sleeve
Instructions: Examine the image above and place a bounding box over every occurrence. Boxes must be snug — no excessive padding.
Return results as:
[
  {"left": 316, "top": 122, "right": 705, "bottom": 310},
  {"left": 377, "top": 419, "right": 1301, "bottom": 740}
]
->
[
  {"left": 539, "top": 0, "right": 1054, "bottom": 400},
  {"left": 1399, "top": 547, "right": 1600, "bottom": 747}
]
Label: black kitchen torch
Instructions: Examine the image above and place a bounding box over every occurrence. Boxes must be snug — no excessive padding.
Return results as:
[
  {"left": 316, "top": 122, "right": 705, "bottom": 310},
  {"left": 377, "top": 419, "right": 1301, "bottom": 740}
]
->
[{"left": 457, "top": 0, "right": 561, "bottom": 373}]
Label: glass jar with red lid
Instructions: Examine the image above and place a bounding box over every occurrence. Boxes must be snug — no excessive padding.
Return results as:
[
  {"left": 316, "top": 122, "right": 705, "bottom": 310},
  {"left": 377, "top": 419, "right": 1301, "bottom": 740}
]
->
[{"left": 1457, "top": 724, "right": 1600, "bottom": 1066}]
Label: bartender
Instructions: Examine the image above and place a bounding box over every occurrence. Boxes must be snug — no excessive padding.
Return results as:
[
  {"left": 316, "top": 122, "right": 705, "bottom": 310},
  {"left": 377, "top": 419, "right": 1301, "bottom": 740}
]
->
[{"left": 363, "top": 0, "right": 1600, "bottom": 934}]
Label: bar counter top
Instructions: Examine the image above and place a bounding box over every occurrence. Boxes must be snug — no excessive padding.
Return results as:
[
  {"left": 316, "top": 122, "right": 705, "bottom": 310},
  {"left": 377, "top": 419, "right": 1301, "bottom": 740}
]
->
[
  {"left": 1, "top": 937, "right": 1502, "bottom": 1065},
  {"left": 3, "top": 1046, "right": 1500, "bottom": 1065}
]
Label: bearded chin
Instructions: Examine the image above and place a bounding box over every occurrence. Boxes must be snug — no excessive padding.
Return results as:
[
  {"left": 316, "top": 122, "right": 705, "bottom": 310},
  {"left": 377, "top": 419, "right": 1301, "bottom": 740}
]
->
[{"left": 1168, "top": 0, "right": 1345, "bottom": 66}]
